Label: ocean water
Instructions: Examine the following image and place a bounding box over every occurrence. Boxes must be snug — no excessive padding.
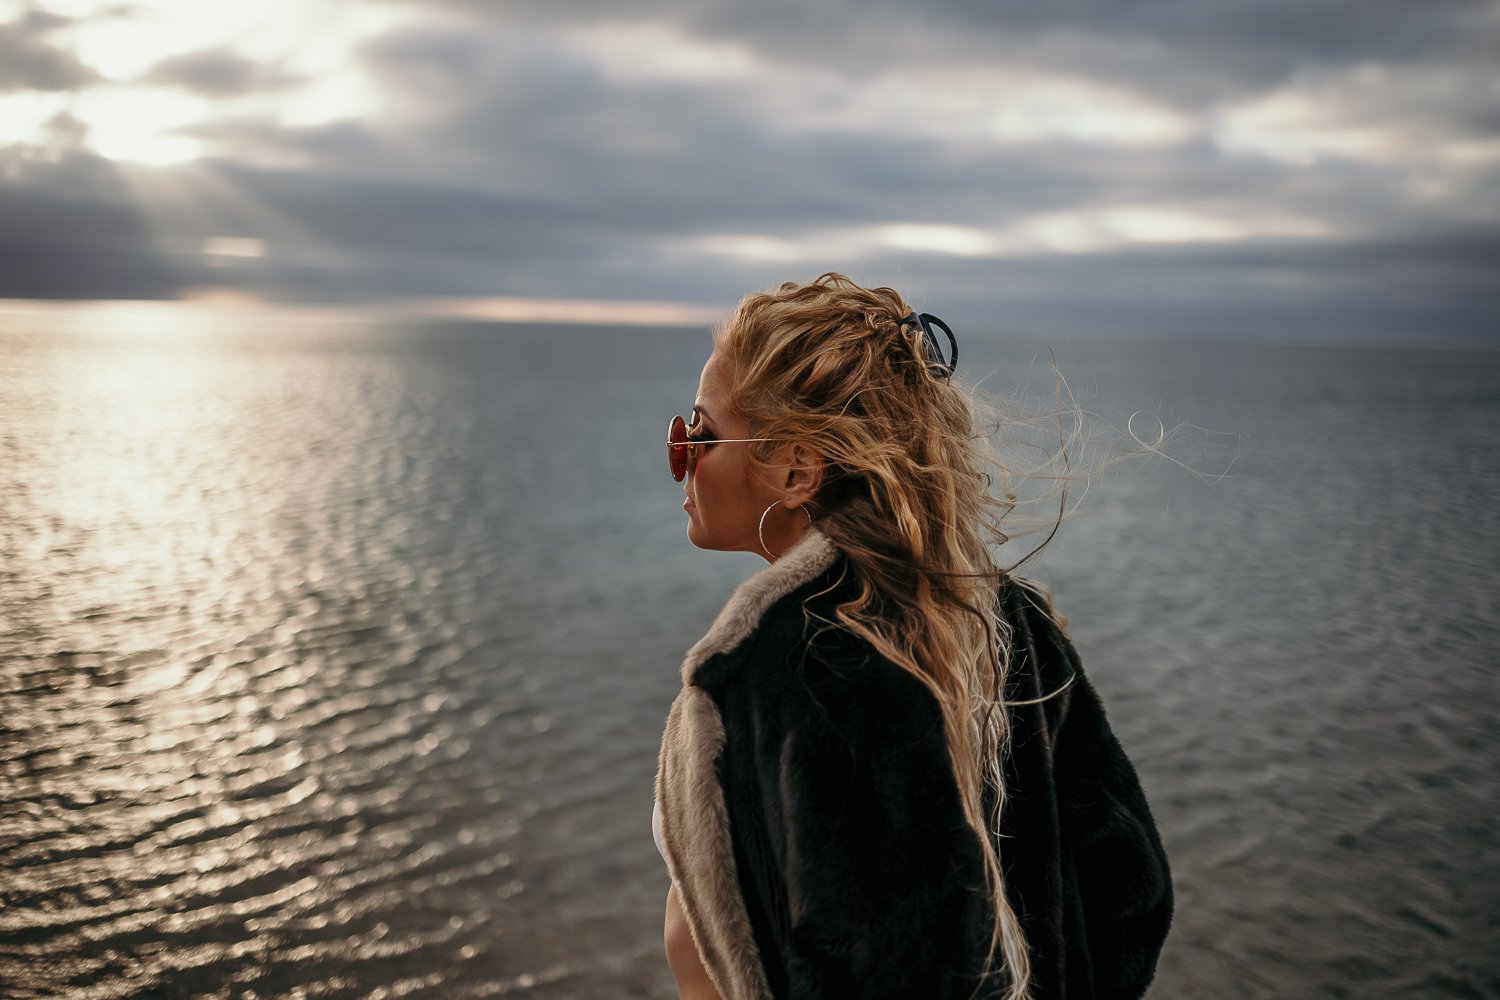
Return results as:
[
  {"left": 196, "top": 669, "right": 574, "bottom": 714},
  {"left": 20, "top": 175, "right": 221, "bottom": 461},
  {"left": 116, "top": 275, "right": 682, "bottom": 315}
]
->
[{"left": 1, "top": 313, "right": 1496, "bottom": 999}]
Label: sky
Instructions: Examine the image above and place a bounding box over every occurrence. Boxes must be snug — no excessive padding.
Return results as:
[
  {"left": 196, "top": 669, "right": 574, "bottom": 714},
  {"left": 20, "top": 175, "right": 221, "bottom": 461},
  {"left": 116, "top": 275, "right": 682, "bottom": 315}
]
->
[{"left": 1, "top": 0, "right": 1497, "bottom": 341}]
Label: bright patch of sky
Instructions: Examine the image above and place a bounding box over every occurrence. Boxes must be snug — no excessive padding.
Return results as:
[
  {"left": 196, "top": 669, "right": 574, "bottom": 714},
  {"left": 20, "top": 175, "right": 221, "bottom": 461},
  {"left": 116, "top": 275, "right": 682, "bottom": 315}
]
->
[{"left": 7, "top": 0, "right": 411, "bottom": 163}]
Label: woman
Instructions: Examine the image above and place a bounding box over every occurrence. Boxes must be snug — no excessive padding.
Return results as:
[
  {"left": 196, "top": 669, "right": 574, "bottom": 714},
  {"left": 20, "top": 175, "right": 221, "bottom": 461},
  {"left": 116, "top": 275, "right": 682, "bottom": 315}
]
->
[{"left": 654, "top": 274, "right": 1173, "bottom": 1000}]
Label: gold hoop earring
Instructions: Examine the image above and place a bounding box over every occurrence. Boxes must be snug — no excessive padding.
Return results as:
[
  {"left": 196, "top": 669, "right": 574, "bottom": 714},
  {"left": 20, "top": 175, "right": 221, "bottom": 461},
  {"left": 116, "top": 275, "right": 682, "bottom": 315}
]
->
[{"left": 758, "top": 502, "right": 815, "bottom": 560}]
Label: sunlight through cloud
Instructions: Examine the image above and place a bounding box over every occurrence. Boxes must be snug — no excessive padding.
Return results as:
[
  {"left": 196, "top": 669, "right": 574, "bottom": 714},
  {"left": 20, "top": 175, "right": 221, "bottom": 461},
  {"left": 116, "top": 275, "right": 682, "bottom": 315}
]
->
[
  {"left": 13, "top": 0, "right": 416, "bottom": 165},
  {"left": 689, "top": 209, "right": 1332, "bottom": 265},
  {"left": 693, "top": 234, "right": 806, "bottom": 262},
  {"left": 72, "top": 86, "right": 206, "bottom": 164},
  {"left": 813, "top": 68, "right": 1194, "bottom": 147},
  {"left": 573, "top": 21, "right": 761, "bottom": 83},
  {"left": 876, "top": 224, "right": 999, "bottom": 257},
  {"left": 1216, "top": 62, "right": 1500, "bottom": 169},
  {"left": 420, "top": 295, "right": 723, "bottom": 327},
  {"left": 0, "top": 92, "right": 71, "bottom": 148},
  {"left": 1008, "top": 207, "right": 1331, "bottom": 253},
  {"left": 201, "top": 237, "right": 268, "bottom": 259}
]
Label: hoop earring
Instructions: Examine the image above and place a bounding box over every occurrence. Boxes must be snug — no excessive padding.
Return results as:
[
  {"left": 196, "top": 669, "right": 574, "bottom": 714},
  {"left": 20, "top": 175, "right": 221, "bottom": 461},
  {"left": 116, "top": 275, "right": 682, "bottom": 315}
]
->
[{"left": 758, "top": 501, "right": 815, "bottom": 560}]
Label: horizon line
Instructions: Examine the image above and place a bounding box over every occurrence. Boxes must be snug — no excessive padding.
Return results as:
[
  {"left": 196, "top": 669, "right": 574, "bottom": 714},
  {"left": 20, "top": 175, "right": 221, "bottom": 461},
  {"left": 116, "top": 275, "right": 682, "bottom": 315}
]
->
[{"left": 0, "top": 294, "right": 726, "bottom": 328}]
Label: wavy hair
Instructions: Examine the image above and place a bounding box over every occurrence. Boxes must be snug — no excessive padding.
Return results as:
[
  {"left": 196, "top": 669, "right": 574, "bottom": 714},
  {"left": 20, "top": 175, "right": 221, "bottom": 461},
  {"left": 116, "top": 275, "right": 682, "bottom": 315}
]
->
[{"left": 714, "top": 272, "right": 1043, "bottom": 1000}]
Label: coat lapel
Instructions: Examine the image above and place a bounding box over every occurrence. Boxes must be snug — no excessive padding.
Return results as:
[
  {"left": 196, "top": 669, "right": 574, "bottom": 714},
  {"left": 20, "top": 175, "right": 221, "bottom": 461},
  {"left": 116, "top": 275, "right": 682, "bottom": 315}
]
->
[{"left": 656, "top": 529, "right": 839, "bottom": 1000}]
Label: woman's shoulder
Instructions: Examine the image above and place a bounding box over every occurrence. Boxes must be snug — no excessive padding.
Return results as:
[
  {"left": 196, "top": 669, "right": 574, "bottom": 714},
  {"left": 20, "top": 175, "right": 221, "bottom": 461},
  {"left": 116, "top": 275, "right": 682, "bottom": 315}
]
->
[
  {"left": 720, "top": 570, "right": 946, "bottom": 738},
  {"left": 695, "top": 554, "right": 1078, "bottom": 741},
  {"left": 998, "top": 573, "right": 1083, "bottom": 688}
]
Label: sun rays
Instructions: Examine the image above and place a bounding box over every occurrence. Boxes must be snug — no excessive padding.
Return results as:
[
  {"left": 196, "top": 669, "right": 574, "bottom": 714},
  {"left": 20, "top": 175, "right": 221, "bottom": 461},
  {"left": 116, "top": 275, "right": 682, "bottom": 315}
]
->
[{"left": 6, "top": 0, "right": 406, "bottom": 167}]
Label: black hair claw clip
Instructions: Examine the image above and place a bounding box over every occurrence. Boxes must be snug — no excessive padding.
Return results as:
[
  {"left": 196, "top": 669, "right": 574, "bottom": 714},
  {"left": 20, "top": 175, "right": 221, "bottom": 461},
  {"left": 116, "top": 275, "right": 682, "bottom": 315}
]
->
[{"left": 899, "top": 312, "right": 959, "bottom": 379}]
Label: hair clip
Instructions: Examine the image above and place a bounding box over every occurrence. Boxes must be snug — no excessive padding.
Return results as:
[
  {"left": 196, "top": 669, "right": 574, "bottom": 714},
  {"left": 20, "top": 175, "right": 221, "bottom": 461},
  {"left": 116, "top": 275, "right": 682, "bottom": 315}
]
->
[{"left": 898, "top": 312, "right": 959, "bottom": 378}]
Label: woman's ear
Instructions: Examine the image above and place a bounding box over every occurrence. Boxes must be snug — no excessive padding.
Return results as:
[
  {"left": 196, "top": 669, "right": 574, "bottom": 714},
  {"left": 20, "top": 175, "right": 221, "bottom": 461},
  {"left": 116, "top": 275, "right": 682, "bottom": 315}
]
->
[{"left": 781, "top": 444, "right": 825, "bottom": 507}]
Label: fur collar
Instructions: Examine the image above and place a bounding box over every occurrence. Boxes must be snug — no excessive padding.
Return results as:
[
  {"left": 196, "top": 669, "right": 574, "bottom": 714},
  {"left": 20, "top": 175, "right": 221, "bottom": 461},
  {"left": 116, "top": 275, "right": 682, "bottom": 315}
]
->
[{"left": 680, "top": 527, "right": 839, "bottom": 685}]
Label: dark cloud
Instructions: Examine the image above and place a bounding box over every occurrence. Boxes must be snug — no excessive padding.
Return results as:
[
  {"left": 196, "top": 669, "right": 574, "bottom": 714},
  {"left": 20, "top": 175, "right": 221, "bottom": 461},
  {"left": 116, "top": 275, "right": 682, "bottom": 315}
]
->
[
  {"left": 3, "top": 143, "right": 1490, "bottom": 342},
  {"left": 0, "top": 151, "right": 183, "bottom": 298},
  {"left": 390, "top": 0, "right": 1498, "bottom": 108},
  {"left": 18, "top": 9, "right": 72, "bottom": 33},
  {"left": 0, "top": 16, "right": 97, "bottom": 92},
  {"left": 142, "top": 47, "right": 301, "bottom": 96}
]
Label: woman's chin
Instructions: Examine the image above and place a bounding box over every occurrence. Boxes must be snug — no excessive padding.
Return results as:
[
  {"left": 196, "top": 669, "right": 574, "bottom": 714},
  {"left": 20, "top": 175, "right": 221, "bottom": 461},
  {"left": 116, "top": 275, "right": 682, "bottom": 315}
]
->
[{"left": 684, "top": 521, "right": 730, "bottom": 553}]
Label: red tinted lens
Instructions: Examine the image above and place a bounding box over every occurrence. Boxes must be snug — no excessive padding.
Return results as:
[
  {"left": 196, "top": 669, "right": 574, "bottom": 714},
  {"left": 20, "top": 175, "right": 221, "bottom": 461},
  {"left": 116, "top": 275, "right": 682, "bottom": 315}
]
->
[{"left": 667, "top": 415, "right": 689, "bottom": 481}]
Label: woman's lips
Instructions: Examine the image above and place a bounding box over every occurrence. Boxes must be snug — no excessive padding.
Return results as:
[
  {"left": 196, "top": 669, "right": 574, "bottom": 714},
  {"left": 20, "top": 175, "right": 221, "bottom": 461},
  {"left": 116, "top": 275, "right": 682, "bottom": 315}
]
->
[{"left": 684, "top": 495, "right": 695, "bottom": 511}]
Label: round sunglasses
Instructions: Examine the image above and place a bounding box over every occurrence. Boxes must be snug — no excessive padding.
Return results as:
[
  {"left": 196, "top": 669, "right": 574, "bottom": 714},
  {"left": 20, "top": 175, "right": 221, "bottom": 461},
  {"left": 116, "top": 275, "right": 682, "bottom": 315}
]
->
[{"left": 665, "top": 414, "right": 778, "bottom": 482}]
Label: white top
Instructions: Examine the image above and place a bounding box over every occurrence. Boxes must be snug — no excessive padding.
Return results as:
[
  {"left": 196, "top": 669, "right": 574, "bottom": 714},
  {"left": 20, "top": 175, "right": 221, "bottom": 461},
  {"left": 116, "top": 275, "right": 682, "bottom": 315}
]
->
[{"left": 652, "top": 796, "right": 670, "bottom": 874}]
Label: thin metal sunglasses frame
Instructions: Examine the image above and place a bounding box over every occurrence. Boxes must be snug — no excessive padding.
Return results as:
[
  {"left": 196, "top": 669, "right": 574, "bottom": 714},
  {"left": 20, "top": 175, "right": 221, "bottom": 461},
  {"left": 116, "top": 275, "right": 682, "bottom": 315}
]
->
[{"left": 665, "top": 414, "right": 778, "bottom": 481}]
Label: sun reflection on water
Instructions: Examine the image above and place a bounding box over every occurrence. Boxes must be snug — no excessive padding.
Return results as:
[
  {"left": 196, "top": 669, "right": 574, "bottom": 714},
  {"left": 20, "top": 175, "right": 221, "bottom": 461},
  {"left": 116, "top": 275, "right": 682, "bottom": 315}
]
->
[
  {"left": 4, "top": 303, "right": 702, "bottom": 997},
  {"left": 3, "top": 308, "right": 407, "bottom": 990}
]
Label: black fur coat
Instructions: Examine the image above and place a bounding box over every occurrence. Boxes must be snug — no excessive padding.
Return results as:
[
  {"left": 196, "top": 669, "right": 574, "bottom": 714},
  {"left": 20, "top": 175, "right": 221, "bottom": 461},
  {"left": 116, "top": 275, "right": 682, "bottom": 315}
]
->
[{"left": 655, "top": 530, "right": 1173, "bottom": 999}]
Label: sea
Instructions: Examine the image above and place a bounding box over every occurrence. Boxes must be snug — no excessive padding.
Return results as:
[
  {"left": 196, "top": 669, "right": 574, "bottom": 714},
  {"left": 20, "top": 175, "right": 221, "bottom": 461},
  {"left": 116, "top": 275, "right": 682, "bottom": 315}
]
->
[{"left": 1, "top": 311, "right": 1496, "bottom": 999}]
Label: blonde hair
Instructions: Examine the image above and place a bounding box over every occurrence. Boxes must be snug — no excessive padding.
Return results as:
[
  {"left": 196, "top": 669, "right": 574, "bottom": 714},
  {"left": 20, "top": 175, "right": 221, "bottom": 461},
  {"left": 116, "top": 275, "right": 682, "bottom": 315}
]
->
[{"left": 714, "top": 273, "right": 1037, "bottom": 999}]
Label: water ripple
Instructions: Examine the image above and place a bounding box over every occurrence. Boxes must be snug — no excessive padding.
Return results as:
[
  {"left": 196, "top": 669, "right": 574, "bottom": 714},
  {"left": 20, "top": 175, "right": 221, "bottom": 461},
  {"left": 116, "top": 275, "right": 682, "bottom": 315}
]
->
[{"left": 2, "top": 323, "right": 1496, "bottom": 998}]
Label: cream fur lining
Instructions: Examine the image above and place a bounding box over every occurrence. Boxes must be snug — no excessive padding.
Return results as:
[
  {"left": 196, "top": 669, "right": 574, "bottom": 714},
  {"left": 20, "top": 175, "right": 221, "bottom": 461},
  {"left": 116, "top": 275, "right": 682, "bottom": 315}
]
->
[
  {"left": 657, "top": 688, "right": 771, "bottom": 1000},
  {"left": 656, "top": 528, "right": 839, "bottom": 1000}
]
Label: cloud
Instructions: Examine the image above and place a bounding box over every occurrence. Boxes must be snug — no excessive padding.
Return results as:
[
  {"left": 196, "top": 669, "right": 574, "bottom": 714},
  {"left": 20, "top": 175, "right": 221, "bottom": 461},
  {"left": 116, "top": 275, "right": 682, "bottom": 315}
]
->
[
  {"left": 0, "top": 0, "right": 1496, "bottom": 342},
  {"left": 388, "top": 0, "right": 1495, "bottom": 108},
  {"left": 0, "top": 150, "right": 182, "bottom": 298},
  {"left": 142, "top": 46, "right": 300, "bottom": 97},
  {"left": 0, "top": 15, "right": 98, "bottom": 92},
  {"left": 18, "top": 9, "right": 73, "bottom": 34}
]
